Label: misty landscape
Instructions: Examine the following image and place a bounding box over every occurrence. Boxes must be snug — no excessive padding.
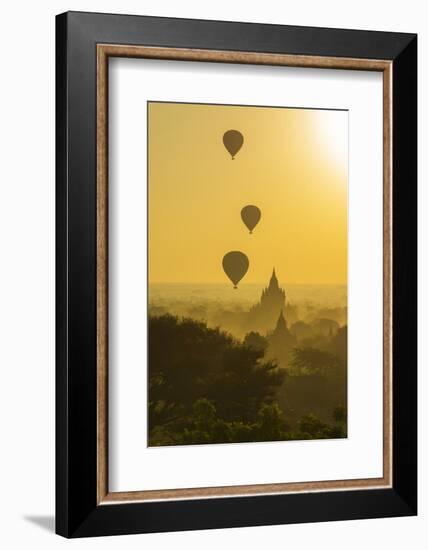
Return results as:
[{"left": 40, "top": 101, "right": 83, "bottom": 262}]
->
[{"left": 148, "top": 276, "right": 347, "bottom": 447}]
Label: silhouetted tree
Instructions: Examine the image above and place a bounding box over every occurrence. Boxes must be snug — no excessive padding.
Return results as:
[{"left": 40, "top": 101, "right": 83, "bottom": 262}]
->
[
  {"left": 148, "top": 315, "right": 285, "bottom": 444},
  {"left": 299, "top": 414, "right": 328, "bottom": 437},
  {"left": 329, "top": 326, "right": 347, "bottom": 362},
  {"left": 243, "top": 331, "right": 268, "bottom": 353},
  {"left": 255, "top": 403, "right": 288, "bottom": 441},
  {"left": 333, "top": 405, "right": 347, "bottom": 423},
  {"left": 289, "top": 347, "right": 343, "bottom": 376}
]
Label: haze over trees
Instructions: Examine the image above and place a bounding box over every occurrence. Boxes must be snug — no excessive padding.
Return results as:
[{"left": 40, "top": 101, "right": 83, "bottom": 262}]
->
[{"left": 148, "top": 313, "right": 347, "bottom": 446}]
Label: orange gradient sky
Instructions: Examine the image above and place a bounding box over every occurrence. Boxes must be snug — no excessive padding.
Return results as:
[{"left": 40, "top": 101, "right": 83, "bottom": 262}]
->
[{"left": 148, "top": 102, "right": 348, "bottom": 285}]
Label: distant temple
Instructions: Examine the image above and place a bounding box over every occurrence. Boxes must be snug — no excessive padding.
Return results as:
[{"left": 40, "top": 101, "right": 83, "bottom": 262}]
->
[
  {"left": 266, "top": 309, "right": 296, "bottom": 367},
  {"left": 273, "top": 308, "right": 287, "bottom": 333},
  {"left": 260, "top": 269, "right": 286, "bottom": 313},
  {"left": 246, "top": 269, "right": 287, "bottom": 333},
  {"left": 242, "top": 269, "right": 297, "bottom": 366}
]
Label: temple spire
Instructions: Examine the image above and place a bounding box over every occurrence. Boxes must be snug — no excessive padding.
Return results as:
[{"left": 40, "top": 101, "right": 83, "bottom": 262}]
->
[
  {"left": 269, "top": 268, "right": 279, "bottom": 290},
  {"left": 275, "top": 309, "right": 287, "bottom": 331}
]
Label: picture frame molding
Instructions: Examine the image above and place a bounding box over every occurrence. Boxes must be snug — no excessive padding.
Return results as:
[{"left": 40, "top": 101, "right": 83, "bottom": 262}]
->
[{"left": 96, "top": 43, "right": 393, "bottom": 504}]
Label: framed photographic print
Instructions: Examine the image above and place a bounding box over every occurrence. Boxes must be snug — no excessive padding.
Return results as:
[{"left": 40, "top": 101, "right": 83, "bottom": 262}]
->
[{"left": 56, "top": 11, "right": 417, "bottom": 537}]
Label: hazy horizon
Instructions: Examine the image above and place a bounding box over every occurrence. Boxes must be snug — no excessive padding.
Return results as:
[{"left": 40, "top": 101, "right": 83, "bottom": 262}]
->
[{"left": 149, "top": 282, "right": 348, "bottom": 314}]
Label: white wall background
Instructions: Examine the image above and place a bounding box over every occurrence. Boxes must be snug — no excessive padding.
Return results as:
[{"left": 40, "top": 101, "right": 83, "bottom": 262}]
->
[{"left": 0, "top": 1, "right": 424, "bottom": 548}]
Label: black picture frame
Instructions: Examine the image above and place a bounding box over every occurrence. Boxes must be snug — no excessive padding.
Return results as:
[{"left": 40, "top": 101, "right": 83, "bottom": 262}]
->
[{"left": 56, "top": 11, "right": 417, "bottom": 538}]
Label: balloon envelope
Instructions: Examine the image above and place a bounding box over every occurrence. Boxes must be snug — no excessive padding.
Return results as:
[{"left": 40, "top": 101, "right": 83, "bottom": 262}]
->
[
  {"left": 223, "top": 130, "right": 244, "bottom": 159},
  {"left": 241, "top": 205, "right": 261, "bottom": 234},
  {"left": 222, "top": 251, "right": 249, "bottom": 288}
]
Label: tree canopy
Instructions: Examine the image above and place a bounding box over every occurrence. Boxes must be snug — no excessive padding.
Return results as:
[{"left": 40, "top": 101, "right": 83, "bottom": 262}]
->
[
  {"left": 148, "top": 315, "right": 347, "bottom": 446},
  {"left": 149, "top": 315, "right": 284, "bottom": 445}
]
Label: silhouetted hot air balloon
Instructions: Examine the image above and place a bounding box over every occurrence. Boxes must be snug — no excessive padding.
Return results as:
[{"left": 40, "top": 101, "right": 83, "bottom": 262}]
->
[
  {"left": 222, "top": 251, "right": 249, "bottom": 289},
  {"left": 241, "top": 205, "right": 261, "bottom": 234},
  {"left": 223, "top": 130, "right": 244, "bottom": 159}
]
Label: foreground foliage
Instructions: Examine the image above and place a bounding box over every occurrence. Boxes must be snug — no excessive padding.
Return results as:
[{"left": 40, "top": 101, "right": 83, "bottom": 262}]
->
[{"left": 148, "top": 315, "right": 346, "bottom": 446}]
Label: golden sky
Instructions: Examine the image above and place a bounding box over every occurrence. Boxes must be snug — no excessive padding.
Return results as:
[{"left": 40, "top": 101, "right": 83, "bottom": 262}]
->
[{"left": 148, "top": 102, "right": 348, "bottom": 285}]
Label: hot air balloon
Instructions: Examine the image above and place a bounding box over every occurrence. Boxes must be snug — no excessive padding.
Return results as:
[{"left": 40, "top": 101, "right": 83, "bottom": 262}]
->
[
  {"left": 223, "top": 130, "right": 244, "bottom": 160},
  {"left": 222, "top": 251, "right": 249, "bottom": 289},
  {"left": 241, "top": 205, "right": 261, "bottom": 234}
]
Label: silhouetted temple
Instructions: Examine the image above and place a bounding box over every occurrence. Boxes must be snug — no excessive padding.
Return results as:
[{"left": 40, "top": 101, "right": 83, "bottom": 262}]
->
[
  {"left": 266, "top": 309, "right": 296, "bottom": 367},
  {"left": 247, "top": 269, "right": 287, "bottom": 333},
  {"left": 240, "top": 269, "right": 297, "bottom": 366},
  {"left": 260, "top": 269, "right": 286, "bottom": 312},
  {"left": 273, "top": 308, "right": 287, "bottom": 333}
]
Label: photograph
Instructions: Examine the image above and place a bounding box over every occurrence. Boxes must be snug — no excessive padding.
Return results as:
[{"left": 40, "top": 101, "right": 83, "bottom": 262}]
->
[{"left": 148, "top": 101, "right": 348, "bottom": 447}]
